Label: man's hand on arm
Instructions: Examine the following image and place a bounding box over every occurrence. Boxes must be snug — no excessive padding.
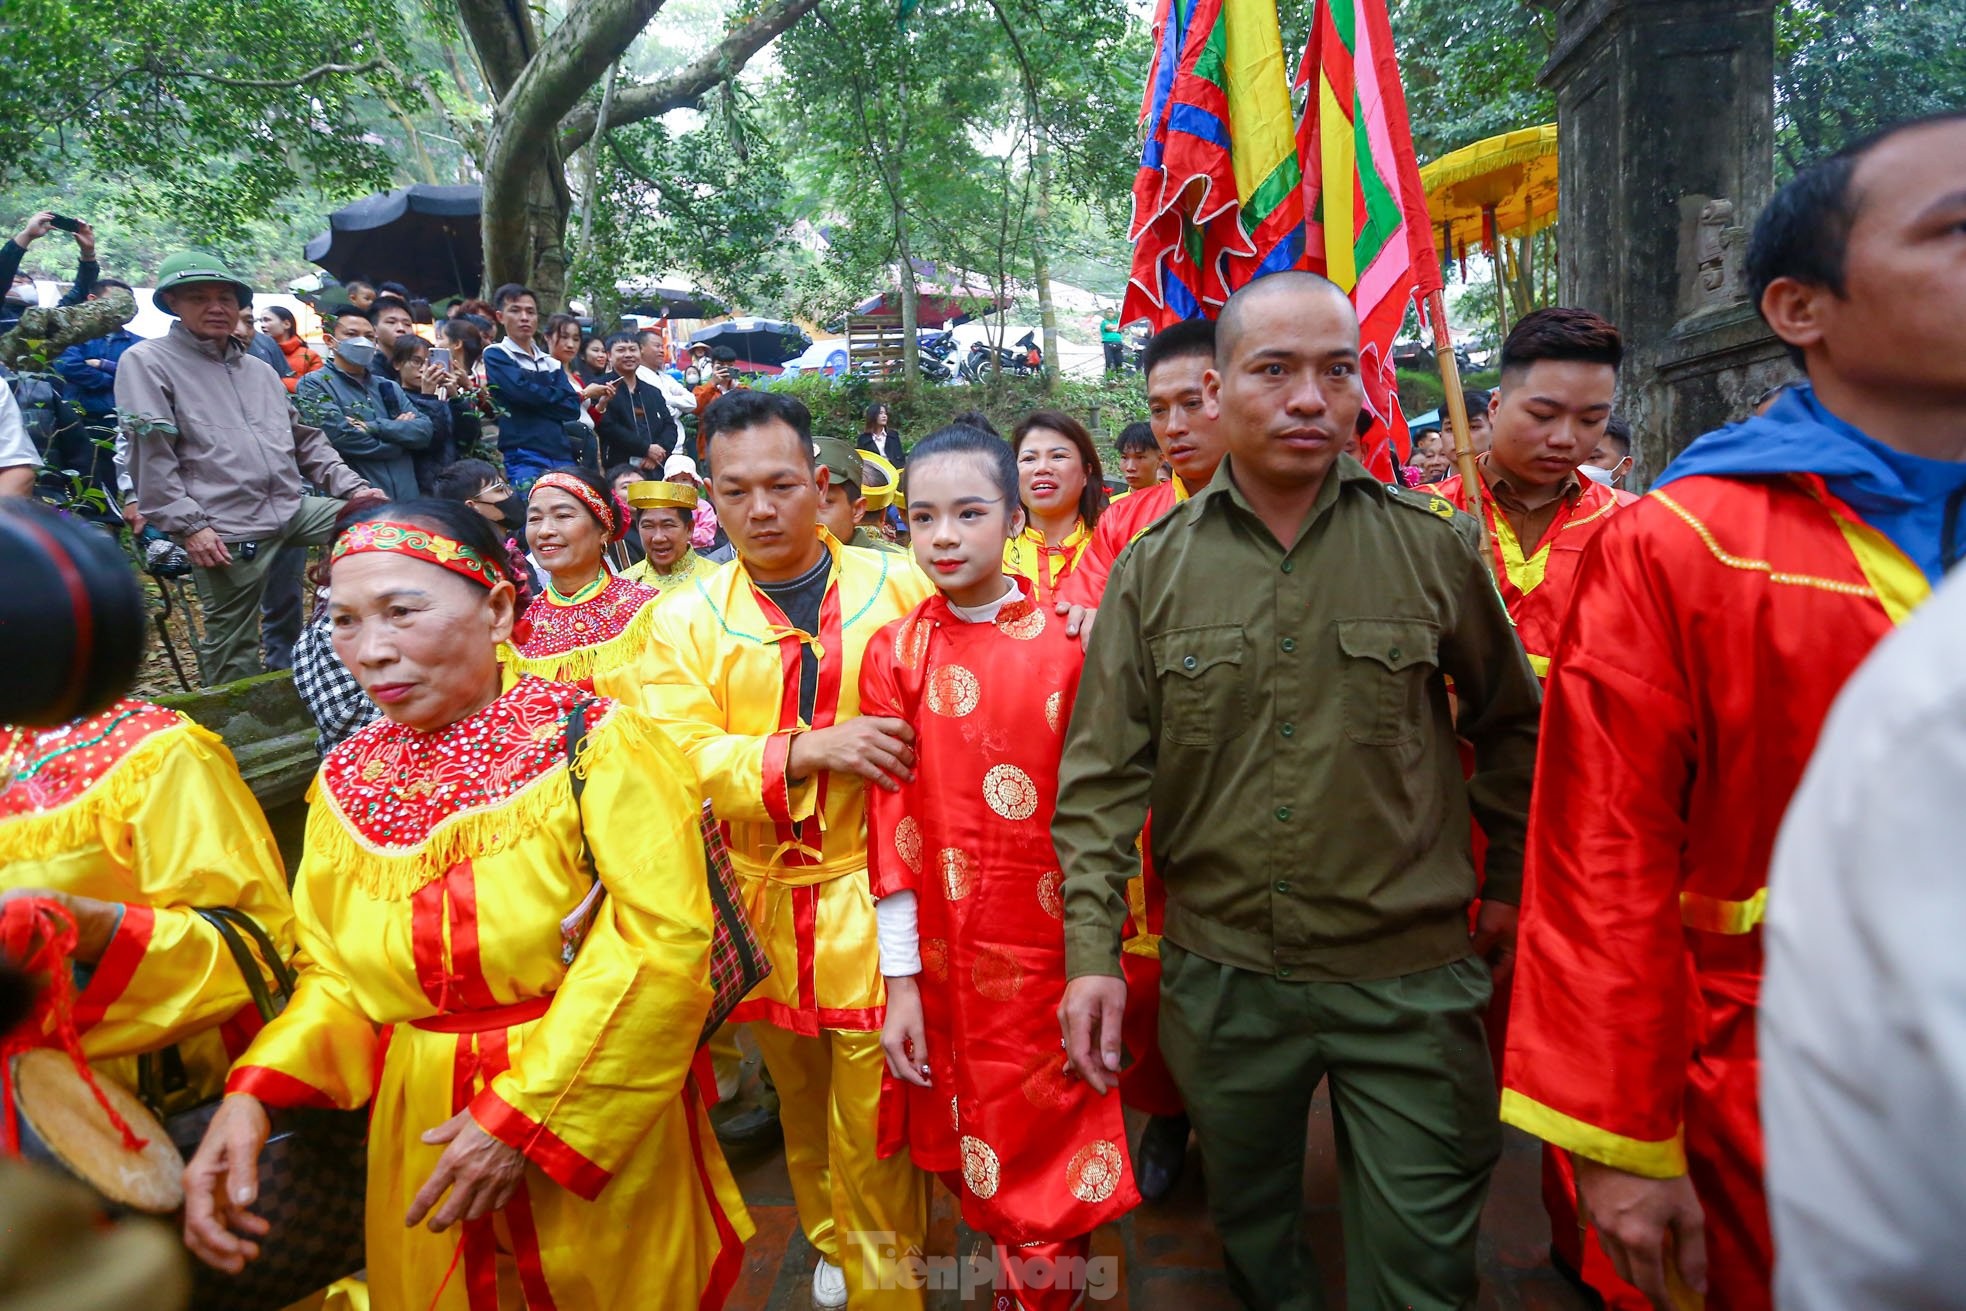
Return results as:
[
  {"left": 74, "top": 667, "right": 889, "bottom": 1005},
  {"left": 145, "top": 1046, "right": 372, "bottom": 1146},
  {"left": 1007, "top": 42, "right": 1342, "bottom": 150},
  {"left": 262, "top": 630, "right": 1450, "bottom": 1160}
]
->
[
  {"left": 1053, "top": 598, "right": 1097, "bottom": 644},
  {"left": 786, "top": 717, "right": 917, "bottom": 792},
  {"left": 1574, "top": 1158, "right": 1707, "bottom": 1310},
  {"left": 347, "top": 487, "right": 388, "bottom": 508},
  {"left": 1471, "top": 899, "right": 1519, "bottom": 989}
]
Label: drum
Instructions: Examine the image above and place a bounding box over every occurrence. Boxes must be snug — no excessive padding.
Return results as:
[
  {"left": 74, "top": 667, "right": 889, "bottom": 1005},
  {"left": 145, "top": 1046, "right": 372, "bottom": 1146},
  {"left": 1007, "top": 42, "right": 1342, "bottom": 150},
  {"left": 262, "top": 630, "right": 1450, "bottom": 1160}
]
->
[{"left": 11, "top": 1049, "right": 185, "bottom": 1214}]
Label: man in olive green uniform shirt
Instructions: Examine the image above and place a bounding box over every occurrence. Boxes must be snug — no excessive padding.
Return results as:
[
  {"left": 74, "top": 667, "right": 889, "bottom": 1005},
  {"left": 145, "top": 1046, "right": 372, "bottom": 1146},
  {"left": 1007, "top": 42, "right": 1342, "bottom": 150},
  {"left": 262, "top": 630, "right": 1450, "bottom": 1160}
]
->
[{"left": 1054, "top": 273, "right": 1541, "bottom": 1311}]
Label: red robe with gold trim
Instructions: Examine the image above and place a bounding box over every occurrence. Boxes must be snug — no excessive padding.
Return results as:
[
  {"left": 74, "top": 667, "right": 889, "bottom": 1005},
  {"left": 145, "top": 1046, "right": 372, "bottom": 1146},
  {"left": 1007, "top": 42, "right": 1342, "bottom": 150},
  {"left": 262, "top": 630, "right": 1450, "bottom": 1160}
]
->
[
  {"left": 862, "top": 584, "right": 1140, "bottom": 1246},
  {"left": 1056, "top": 479, "right": 1188, "bottom": 609},
  {"left": 1430, "top": 471, "right": 1620, "bottom": 677},
  {"left": 1502, "top": 474, "right": 1928, "bottom": 1311}
]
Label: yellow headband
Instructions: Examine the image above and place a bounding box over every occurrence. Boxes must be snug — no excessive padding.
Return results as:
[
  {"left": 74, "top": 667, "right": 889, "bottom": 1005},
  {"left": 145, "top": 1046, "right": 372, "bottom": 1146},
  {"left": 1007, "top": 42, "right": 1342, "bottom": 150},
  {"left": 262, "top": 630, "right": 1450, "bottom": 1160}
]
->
[
  {"left": 859, "top": 450, "right": 903, "bottom": 511},
  {"left": 627, "top": 480, "right": 700, "bottom": 512}
]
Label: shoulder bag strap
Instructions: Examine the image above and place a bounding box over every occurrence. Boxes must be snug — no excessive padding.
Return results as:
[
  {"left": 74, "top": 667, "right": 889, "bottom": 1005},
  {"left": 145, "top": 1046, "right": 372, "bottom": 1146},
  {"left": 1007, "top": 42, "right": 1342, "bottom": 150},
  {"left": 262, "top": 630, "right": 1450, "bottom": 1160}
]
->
[{"left": 559, "top": 702, "right": 605, "bottom": 965}]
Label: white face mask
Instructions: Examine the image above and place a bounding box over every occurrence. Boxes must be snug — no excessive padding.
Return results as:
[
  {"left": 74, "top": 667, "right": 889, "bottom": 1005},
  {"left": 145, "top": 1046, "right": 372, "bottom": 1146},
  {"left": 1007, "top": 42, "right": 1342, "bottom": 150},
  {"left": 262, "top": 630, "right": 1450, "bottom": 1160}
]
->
[{"left": 1579, "top": 462, "right": 1614, "bottom": 487}]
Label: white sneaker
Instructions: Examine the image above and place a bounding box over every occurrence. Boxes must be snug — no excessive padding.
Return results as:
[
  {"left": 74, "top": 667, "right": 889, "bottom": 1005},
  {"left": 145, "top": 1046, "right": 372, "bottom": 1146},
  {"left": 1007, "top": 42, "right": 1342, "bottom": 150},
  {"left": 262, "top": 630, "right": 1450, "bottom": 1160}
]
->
[{"left": 811, "top": 1257, "right": 848, "bottom": 1309}]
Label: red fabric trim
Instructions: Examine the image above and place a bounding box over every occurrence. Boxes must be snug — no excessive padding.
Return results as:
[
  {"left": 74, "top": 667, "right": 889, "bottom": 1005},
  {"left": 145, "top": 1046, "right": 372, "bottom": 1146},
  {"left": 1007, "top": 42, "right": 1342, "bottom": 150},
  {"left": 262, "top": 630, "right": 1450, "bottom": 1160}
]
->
[
  {"left": 72, "top": 903, "right": 153, "bottom": 1031},
  {"left": 761, "top": 731, "right": 795, "bottom": 830},
  {"left": 410, "top": 994, "right": 554, "bottom": 1034},
  {"left": 443, "top": 862, "right": 499, "bottom": 1011},
  {"left": 451, "top": 1031, "right": 500, "bottom": 1311},
  {"left": 794, "top": 885, "right": 817, "bottom": 1021},
  {"left": 691, "top": 1046, "right": 720, "bottom": 1108},
  {"left": 504, "top": 1179, "right": 559, "bottom": 1310},
  {"left": 817, "top": 1006, "right": 884, "bottom": 1031},
  {"left": 469, "top": 1084, "right": 613, "bottom": 1202},
  {"left": 685, "top": 1083, "right": 746, "bottom": 1311},
  {"left": 216, "top": 1004, "right": 265, "bottom": 1061},
  {"left": 727, "top": 996, "right": 884, "bottom": 1036},
  {"left": 224, "top": 1064, "right": 339, "bottom": 1109},
  {"left": 412, "top": 879, "right": 449, "bottom": 1010}
]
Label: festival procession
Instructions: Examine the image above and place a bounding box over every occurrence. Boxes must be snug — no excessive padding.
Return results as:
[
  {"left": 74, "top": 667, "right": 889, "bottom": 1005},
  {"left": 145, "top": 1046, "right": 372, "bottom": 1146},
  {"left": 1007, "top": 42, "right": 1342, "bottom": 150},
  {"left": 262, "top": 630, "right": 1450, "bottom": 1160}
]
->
[{"left": 0, "top": 0, "right": 1961, "bottom": 1306}]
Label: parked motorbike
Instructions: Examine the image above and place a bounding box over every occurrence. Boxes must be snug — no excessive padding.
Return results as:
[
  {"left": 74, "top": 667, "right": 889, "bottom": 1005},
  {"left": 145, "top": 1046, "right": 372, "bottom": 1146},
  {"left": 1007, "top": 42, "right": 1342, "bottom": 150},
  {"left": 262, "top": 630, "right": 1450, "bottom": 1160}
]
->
[
  {"left": 918, "top": 329, "right": 958, "bottom": 383},
  {"left": 959, "top": 331, "right": 1043, "bottom": 382}
]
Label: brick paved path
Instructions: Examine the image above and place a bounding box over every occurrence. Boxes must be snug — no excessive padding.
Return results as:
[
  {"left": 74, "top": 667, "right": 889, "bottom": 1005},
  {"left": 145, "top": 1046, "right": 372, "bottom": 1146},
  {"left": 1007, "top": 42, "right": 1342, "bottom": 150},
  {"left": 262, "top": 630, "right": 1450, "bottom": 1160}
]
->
[{"left": 722, "top": 1084, "right": 1592, "bottom": 1310}]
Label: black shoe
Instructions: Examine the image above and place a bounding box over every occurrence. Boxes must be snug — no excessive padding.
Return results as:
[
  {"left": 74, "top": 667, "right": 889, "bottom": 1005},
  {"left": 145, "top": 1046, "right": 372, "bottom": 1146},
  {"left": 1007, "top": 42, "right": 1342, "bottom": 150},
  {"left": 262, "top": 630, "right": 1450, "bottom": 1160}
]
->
[
  {"left": 711, "top": 1098, "right": 782, "bottom": 1149},
  {"left": 1133, "top": 1112, "right": 1190, "bottom": 1202}
]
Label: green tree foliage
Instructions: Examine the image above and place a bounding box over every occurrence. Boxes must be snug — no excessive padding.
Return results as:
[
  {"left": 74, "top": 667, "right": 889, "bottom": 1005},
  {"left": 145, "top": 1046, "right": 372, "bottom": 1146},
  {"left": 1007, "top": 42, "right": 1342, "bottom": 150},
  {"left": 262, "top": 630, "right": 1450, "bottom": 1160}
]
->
[
  {"left": 0, "top": 0, "right": 412, "bottom": 242},
  {"left": 1775, "top": 1, "right": 1966, "bottom": 174},
  {"left": 1381, "top": 0, "right": 1556, "bottom": 162}
]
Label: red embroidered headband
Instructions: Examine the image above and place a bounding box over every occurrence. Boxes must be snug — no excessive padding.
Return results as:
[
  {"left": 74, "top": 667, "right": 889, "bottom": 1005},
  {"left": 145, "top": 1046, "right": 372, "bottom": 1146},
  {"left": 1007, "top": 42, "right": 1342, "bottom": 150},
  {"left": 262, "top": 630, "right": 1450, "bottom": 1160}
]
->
[
  {"left": 530, "top": 471, "right": 626, "bottom": 541},
  {"left": 330, "top": 519, "right": 502, "bottom": 589}
]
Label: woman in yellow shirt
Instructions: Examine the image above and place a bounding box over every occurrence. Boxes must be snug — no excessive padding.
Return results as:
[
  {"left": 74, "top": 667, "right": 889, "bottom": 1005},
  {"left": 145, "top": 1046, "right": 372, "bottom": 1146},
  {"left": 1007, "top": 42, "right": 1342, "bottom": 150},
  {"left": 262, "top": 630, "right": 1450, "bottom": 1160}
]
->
[
  {"left": 1003, "top": 410, "right": 1108, "bottom": 606},
  {"left": 182, "top": 498, "right": 749, "bottom": 1310}
]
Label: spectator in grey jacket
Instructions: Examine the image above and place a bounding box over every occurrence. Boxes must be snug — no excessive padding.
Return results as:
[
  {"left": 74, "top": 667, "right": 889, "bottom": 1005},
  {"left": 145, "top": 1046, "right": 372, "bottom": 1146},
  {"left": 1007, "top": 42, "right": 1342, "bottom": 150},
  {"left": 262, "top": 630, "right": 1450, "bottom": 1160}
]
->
[
  {"left": 296, "top": 307, "right": 431, "bottom": 501},
  {"left": 117, "top": 250, "right": 384, "bottom": 686}
]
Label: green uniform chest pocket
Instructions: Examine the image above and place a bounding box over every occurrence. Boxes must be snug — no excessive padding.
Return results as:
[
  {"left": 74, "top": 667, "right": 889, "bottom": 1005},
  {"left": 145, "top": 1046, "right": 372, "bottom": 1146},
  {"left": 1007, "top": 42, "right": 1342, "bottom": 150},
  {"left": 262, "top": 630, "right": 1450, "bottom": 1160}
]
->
[
  {"left": 1335, "top": 617, "right": 1439, "bottom": 746},
  {"left": 1150, "top": 624, "right": 1252, "bottom": 746}
]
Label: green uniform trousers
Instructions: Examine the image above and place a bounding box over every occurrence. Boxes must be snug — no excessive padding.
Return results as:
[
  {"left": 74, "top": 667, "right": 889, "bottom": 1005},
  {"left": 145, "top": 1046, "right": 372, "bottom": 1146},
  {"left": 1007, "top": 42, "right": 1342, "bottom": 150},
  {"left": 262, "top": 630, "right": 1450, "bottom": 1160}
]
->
[
  {"left": 188, "top": 495, "right": 346, "bottom": 686},
  {"left": 1158, "top": 945, "right": 1501, "bottom": 1311}
]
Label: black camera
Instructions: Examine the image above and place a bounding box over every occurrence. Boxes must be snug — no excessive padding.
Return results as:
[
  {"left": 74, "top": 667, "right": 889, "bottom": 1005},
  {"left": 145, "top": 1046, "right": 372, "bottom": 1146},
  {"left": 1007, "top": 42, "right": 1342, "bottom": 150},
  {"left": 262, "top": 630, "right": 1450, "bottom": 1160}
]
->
[{"left": 0, "top": 502, "right": 147, "bottom": 726}]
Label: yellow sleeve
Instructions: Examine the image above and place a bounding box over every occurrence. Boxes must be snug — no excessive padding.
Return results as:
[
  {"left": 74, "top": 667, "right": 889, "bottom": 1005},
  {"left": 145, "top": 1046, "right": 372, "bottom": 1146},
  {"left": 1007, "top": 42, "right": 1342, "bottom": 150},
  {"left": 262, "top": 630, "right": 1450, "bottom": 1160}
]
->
[
  {"left": 642, "top": 602, "right": 818, "bottom": 828},
  {"left": 468, "top": 708, "right": 713, "bottom": 1199},
  {"left": 223, "top": 804, "right": 382, "bottom": 1111},
  {"left": 74, "top": 724, "right": 297, "bottom": 1061}
]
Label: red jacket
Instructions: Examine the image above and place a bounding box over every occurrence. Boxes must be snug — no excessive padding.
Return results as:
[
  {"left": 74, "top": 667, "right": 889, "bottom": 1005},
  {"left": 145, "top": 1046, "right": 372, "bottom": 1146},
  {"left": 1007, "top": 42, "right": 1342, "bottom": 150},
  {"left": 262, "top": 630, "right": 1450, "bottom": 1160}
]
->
[
  {"left": 1056, "top": 478, "right": 1190, "bottom": 608},
  {"left": 1502, "top": 473, "right": 1928, "bottom": 1311},
  {"left": 277, "top": 335, "right": 324, "bottom": 394}
]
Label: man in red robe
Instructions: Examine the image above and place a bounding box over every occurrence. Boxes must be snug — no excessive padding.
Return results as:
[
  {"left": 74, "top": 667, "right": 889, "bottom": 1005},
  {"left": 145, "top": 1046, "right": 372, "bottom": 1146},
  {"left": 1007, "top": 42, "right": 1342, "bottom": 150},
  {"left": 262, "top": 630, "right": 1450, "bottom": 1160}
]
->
[
  {"left": 1429, "top": 307, "right": 1623, "bottom": 679},
  {"left": 1054, "top": 318, "right": 1227, "bottom": 1201},
  {"left": 1503, "top": 112, "right": 1966, "bottom": 1311}
]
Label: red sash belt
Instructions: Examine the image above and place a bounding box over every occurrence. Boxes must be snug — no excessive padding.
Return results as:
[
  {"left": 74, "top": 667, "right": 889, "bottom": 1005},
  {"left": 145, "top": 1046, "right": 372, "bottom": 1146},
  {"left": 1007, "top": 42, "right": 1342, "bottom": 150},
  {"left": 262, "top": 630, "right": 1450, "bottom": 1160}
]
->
[{"left": 410, "top": 993, "right": 555, "bottom": 1034}]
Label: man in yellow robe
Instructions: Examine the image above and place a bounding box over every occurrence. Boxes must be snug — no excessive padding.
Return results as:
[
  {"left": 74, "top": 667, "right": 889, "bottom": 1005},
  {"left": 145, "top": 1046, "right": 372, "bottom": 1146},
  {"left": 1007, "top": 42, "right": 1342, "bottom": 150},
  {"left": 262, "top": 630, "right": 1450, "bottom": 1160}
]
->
[
  {"left": 645, "top": 390, "right": 931, "bottom": 1310},
  {"left": 620, "top": 478, "right": 722, "bottom": 595}
]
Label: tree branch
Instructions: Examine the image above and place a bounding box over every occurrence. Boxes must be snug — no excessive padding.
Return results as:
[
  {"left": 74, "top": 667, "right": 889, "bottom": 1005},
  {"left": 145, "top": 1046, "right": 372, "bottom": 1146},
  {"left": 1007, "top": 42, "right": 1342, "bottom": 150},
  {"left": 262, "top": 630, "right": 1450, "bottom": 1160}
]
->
[
  {"left": 555, "top": 0, "right": 823, "bottom": 156},
  {"left": 165, "top": 58, "right": 383, "bottom": 89}
]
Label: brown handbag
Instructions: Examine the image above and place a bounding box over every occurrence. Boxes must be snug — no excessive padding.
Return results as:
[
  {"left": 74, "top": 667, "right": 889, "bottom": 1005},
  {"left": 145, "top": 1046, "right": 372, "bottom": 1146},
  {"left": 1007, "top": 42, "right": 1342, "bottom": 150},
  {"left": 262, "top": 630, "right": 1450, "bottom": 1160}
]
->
[{"left": 142, "top": 907, "right": 368, "bottom": 1311}]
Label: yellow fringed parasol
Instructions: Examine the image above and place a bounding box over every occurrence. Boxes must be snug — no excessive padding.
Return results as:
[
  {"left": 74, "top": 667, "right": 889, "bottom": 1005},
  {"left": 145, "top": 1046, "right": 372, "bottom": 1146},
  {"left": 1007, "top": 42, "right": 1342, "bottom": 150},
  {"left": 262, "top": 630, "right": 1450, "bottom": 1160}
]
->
[{"left": 1420, "top": 123, "right": 1558, "bottom": 260}]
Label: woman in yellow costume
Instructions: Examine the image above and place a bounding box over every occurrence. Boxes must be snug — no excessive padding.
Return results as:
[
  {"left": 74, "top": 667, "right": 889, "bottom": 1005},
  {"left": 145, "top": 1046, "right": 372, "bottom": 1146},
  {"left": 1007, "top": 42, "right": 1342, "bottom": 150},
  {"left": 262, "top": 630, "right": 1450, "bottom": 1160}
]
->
[
  {"left": 181, "top": 498, "right": 751, "bottom": 1310},
  {"left": 506, "top": 466, "right": 660, "bottom": 704},
  {"left": 620, "top": 478, "right": 721, "bottom": 595},
  {"left": 0, "top": 696, "right": 293, "bottom": 1092}
]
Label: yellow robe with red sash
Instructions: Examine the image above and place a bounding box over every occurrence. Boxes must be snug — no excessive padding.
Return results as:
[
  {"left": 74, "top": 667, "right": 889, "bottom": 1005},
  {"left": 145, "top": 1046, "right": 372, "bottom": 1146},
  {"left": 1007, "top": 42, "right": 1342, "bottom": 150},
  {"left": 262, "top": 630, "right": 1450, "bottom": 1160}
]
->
[
  {"left": 1503, "top": 475, "right": 1929, "bottom": 1311},
  {"left": 641, "top": 531, "right": 933, "bottom": 1036},
  {"left": 620, "top": 547, "right": 721, "bottom": 598},
  {"left": 0, "top": 700, "right": 293, "bottom": 1090},
  {"left": 227, "top": 674, "right": 749, "bottom": 1311},
  {"left": 1002, "top": 520, "right": 1091, "bottom": 609}
]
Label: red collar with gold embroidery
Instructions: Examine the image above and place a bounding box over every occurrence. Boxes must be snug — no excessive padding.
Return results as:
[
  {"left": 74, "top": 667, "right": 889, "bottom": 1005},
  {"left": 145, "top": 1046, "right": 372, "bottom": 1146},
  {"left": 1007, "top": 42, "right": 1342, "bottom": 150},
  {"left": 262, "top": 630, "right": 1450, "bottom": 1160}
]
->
[
  {"left": 517, "top": 575, "right": 657, "bottom": 659},
  {"left": 319, "top": 676, "right": 591, "bottom": 850},
  {"left": 0, "top": 700, "right": 184, "bottom": 820}
]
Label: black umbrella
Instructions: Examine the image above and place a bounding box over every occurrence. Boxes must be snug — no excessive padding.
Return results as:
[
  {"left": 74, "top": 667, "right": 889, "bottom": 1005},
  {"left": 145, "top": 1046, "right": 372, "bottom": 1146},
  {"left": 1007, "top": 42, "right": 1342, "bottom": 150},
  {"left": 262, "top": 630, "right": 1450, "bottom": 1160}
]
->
[
  {"left": 687, "top": 318, "right": 812, "bottom": 368},
  {"left": 619, "top": 281, "right": 727, "bottom": 320},
  {"left": 305, "top": 185, "right": 483, "bottom": 302}
]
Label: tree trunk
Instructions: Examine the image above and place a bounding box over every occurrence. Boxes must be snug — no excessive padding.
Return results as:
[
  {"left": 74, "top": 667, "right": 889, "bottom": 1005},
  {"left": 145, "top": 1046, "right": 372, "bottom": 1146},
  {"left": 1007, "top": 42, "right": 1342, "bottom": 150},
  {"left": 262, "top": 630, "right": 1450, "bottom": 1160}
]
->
[
  {"left": 1031, "top": 130, "right": 1060, "bottom": 393},
  {"left": 894, "top": 215, "right": 921, "bottom": 387}
]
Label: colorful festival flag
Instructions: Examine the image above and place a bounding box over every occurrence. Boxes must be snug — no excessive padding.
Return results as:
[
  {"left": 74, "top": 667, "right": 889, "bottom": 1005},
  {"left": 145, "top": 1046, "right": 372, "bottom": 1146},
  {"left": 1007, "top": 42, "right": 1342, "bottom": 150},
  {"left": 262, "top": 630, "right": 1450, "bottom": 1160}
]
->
[
  {"left": 1123, "top": 0, "right": 1442, "bottom": 483},
  {"left": 1123, "top": 0, "right": 1306, "bottom": 327},
  {"left": 1296, "top": 0, "right": 1441, "bottom": 475}
]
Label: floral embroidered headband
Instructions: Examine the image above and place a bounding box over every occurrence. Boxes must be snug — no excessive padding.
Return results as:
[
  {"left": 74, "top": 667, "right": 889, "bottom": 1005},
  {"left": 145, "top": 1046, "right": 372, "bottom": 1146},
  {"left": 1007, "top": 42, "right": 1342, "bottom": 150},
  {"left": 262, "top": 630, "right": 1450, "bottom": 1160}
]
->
[
  {"left": 330, "top": 519, "right": 502, "bottom": 590},
  {"left": 530, "top": 471, "right": 626, "bottom": 541}
]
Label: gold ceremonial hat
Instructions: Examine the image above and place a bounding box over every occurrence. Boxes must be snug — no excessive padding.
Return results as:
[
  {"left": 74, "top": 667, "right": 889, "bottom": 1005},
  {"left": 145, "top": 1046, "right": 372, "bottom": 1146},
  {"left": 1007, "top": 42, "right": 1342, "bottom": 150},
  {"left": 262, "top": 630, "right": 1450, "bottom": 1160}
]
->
[
  {"left": 626, "top": 480, "right": 700, "bottom": 511},
  {"left": 859, "top": 450, "right": 904, "bottom": 511}
]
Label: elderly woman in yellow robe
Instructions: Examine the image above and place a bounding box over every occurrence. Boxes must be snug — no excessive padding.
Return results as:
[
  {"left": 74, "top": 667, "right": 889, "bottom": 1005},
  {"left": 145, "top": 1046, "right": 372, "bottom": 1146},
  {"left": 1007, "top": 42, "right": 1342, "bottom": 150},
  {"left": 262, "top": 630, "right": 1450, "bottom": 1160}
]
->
[
  {"left": 181, "top": 497, "right": 750, "bottom": 1311},
  {"left": 0, "top": 697, "right": 293, "bottom": 1091}
]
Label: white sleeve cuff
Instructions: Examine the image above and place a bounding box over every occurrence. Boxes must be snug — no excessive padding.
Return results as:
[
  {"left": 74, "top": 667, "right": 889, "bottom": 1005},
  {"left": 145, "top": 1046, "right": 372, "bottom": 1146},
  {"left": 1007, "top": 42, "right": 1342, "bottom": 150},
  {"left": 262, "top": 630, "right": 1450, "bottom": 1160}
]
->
[{"left": 875, "top": 890, "right": 920, "bottom": 977}]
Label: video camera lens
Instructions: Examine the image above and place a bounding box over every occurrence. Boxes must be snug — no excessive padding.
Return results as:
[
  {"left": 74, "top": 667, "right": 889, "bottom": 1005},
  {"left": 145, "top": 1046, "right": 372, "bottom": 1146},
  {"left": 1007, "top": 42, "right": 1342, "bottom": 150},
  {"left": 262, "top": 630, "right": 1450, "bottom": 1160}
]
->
[{"left": 0, "top": 502, "right": 147, "bottom": 726}]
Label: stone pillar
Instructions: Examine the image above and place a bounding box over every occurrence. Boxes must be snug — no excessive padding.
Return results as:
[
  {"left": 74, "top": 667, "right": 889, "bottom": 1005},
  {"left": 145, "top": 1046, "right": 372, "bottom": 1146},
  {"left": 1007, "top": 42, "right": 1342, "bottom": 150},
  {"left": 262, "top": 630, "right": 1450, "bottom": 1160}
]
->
[{"left": 1541, "top": 0, "right": 1793, "bottom": 483}]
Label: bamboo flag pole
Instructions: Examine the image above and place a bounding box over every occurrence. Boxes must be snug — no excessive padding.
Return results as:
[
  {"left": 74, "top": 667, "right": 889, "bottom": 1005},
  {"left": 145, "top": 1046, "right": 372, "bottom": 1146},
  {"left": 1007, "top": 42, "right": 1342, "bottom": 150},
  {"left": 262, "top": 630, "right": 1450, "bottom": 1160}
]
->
[{"left": 1428, "top": 287, "right": 1497, "bottom": 581}]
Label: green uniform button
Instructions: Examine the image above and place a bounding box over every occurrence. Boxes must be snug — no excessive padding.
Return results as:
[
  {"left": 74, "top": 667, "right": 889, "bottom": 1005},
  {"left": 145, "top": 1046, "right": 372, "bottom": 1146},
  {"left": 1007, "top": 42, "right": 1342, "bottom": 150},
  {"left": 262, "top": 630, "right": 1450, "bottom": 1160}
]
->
[
  {"left": 1280, "top": 722, "right": 1295, "bottom": 738},
  {"left": 1183, "top": 655, "right": 1198, "bottom": 670},
  {"left": 1281, "top": 559, "right": 1294, "bottom": 574},
  {"left": 1389, "top": 646, "right": 1402, "bottom": 661},
  {"left": 1275, "top": 880, "right": 1291, "bottom": 893},
  {"left": 1275, "top": 806, "right": 1292, "bottom": 822},
  {"left": 1278, "top": 966, "right": 1293, "bottom": 978},
  {"left": 1280, "top": 637, "right": 1297, "bottom": 653}
]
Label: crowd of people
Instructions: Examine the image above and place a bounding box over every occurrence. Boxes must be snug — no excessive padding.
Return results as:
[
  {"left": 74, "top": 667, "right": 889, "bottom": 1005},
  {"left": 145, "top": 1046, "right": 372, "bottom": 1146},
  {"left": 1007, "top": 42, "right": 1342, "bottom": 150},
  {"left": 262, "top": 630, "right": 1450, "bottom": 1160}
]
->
[{"left": 1, "top": 109, "right": 1963, "bottom": 1311}]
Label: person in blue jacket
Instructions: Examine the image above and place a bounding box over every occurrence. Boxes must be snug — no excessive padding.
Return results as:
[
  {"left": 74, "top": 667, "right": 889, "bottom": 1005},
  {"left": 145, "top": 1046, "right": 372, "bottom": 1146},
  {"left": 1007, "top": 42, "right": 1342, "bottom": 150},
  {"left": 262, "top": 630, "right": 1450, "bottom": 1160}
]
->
[{"left": 482, "top": 282, "right": 585, "bottom": 486}]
